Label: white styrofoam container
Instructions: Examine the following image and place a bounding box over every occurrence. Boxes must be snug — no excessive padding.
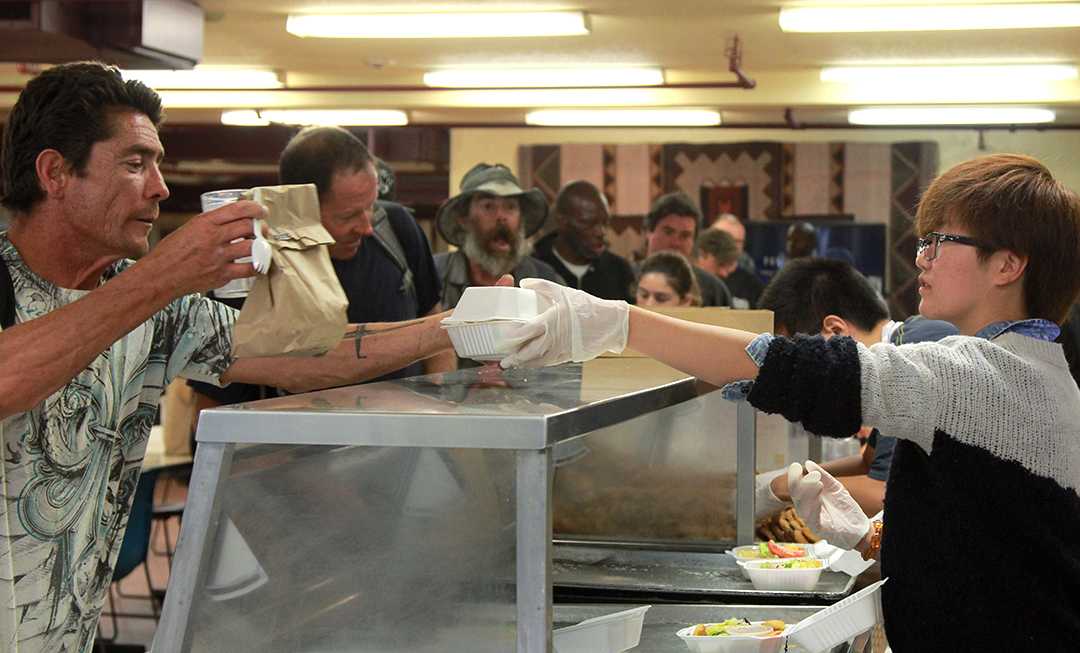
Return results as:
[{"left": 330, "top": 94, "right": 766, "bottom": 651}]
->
[
  {"left": 786, "top": 579, "right": 887, "bottom": 652},
  {"left": 443, "top": 320, "right": 525, "bottom": 361},
  {"left": 675, "top": 623, "right": 787, "bottom": 653},
  {"left": 727, "top": 543, "right": 814, "bottom": 561},
  {"left": 554, "top": 605, "right": 650, "bottom": 653},
  {"left": 741, "top": 559, "right": 827, "bottom": 592},
  {"left": 728, "top": 544, "right": 816, "bottom": 579},
  {"left": 443, "top": 286, "right": 546, "bottom": 323}
]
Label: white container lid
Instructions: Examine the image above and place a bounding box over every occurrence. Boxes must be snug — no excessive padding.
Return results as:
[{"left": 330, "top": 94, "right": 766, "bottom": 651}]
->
[
  {"left": 785, "top": 578, "right": 887, "bottom": 651},
  {"left": 554, "top": 605, "right": 650, "bottom": 653},
  {"left": 442, "top": 286, "right": 548, "bottom": 324}
]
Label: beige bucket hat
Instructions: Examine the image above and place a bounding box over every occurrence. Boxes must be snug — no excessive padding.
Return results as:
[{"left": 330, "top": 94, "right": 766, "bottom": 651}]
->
[{"left": 435, "top": 163, "right": 548, "bottom": 246}]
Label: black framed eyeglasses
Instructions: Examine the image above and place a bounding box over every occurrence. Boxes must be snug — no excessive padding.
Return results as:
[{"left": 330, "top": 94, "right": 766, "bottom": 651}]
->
[{"left": 916, "top": 232, "right": 994, "bottom": 262}]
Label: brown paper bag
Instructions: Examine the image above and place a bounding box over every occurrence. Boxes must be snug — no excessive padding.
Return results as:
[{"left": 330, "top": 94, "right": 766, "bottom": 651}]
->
[{"left": 231, "top": 184, "right": 348, "bottom": 358}]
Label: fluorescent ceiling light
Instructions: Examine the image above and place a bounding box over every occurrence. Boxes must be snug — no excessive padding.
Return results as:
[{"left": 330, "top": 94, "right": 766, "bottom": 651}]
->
[
  {"left": 780, "top": 4, "right": 1080, "bottom": 32},
  {"left": 424, "top": 67, "right": 663, "bottom": 88},
  {"left": 822, "top": 65, "right": 1078, "bottom": 83},
  {"left": 848, "top": 107, "right": 1056, "bottom": 125},
  {"left": 287, "top": 11, "right": 589, "bottom": 38},
  {"left": 221, "top": 110, "right": 270, "bottom": 126},
  {"left": 258, "top": 110, "right": 408, "bottom": 126},
  {"left": 122, "top": 67, "right": 282, "bottom": 89},
  {"left": 525, "top": 109, "right": 721, "bottom": 127}
]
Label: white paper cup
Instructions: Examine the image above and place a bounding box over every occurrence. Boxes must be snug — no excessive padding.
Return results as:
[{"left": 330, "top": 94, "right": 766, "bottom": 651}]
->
[{"left": 201, "top": 189, "right": 255, "bottom": 299}]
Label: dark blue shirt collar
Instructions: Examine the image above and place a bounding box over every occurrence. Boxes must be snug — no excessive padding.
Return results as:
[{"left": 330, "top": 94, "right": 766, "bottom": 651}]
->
[{"left": 975, "top": 319, "right": 1060, "bottom": 342}]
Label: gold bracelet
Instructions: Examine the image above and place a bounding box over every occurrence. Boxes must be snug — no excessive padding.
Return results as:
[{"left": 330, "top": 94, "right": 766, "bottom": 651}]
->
[{"left": 861, "top": 520, "right": 884, "bottom": 561}]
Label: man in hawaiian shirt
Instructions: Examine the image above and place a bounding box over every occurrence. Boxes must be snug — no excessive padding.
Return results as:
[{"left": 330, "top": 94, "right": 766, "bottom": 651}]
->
[{"left": 0, "top": 62, "right": 455, "bottom": 652}]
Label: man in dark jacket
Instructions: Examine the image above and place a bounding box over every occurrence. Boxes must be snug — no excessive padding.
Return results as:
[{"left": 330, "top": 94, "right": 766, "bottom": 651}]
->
[
  {"left": 642, "top": 192, "right": 732, "bottom": 306},
  {"left": 533, "top": 180, "right": 635, "bottom": 302}
]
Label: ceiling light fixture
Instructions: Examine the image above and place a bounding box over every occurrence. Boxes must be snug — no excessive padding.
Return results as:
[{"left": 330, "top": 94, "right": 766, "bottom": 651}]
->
[
  {"left": 822, "top": 64, "right": 1078, "bottom": 83},
  {"left": 286, "top": 11, "right": 589, "bottom": 38},
  {"left": 423, "top": 67, "right": 663, "bottom": 88},
  {"left": 525, "top": 109, "right": 721, "bottom": 127},
  {"left": 780, "top": 4, "right": 1080, "bottom": 32},
  {"left": 848, "top": 107, "right": 1056, "bottom": 125},
  {"left": 220, "top": 110, "right": 271, "bottom": 126},
  {"left": 258, "top": 110, "right": 408, "bottom": 126},
  {"left": 121, "top": 67, "right": 283, "bottom": 89}
]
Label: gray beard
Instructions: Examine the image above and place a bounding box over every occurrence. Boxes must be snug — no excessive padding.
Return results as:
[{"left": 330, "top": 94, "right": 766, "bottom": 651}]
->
[{"left": 462, "top": 227, "right": 532, "bottom": 278}]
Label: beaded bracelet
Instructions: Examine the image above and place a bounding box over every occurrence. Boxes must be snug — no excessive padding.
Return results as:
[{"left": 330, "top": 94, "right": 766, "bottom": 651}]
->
[{"left": 861, "top": 520, "right": 884, "bottom": 561}]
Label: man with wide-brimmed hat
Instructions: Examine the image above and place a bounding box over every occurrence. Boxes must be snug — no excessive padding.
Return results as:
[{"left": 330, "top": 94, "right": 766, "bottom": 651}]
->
[{"left": 434, "top": 163, "right": 563, "bottom": 310}]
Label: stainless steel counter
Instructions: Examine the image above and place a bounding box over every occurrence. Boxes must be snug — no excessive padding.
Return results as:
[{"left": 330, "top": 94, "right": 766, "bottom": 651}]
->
[
  {"left": 157, "top": 360, "right": 761, "bottom": 653},
  {"left": 194, "top": 359, "right": 705, "bottom": 449}
]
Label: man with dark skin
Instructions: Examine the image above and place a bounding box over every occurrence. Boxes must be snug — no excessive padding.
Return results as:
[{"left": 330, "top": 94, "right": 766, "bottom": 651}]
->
[
  {"left": 785, "top": 221, "right": 819, "bottom": 260},
  {"left": 533, "top": 180, "right": 636, "bottom": 302}
]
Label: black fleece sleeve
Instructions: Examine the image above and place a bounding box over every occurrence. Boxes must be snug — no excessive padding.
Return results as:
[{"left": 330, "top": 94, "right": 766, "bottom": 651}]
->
[{"left": 746, "top": 334, "right": 863, "bottom": 437}]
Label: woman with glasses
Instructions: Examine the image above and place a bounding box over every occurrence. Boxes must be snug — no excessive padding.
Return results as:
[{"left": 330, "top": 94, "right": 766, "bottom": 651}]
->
[{"left": 498, "top": 153, "right": 1080, "bottom": 651}]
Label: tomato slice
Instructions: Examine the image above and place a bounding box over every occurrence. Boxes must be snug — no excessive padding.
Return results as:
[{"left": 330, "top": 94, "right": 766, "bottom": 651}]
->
[{"left": 766, "top": 540, "right": 802, "bottom": 558}]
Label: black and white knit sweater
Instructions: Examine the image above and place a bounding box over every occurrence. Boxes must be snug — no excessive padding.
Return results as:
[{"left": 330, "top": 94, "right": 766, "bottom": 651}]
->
[{"left": 748, "top": 332, "right": 1080, "bottom": 652}]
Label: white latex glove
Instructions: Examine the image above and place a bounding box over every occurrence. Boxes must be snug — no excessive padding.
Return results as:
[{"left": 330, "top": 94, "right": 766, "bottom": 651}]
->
[
  {"left": 499, "top": 278, "right": 629, "bottom": 369},
  {"left": 787, "top": 460, "right": 871, "bottom": 550},
  {"left": 754, "top": 468, "right": 790, "bottom": 521}
]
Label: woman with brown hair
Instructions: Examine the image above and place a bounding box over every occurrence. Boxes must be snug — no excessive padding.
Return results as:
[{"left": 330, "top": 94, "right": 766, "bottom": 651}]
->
[{"left": 635, "top": 251, "right": 701, "bottom": 307}]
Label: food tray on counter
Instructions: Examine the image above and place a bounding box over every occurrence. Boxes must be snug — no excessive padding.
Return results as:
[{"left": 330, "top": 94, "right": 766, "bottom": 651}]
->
[
  {"left": 553, "top": 544, "right": 856, "bottom": 600},
  {"left": 554, "top": 604, "right": 866, "bottom": 653}
]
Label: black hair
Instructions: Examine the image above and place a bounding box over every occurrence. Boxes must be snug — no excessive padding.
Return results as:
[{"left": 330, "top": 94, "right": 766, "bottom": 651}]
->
[
  {"left": 645, "top": 192, "right": 701, "bottom": 233},
  {"left": 278, "top": 126, "right": 375, "bottom": 198},
  {"left": 1, "top": 61, "right": 163, "bottom": 213},
  {"left": 758, "top": 257, "right": 888, "bottom": 336},
  {"left": 553, "top": 180, "right": 606, "bottom": 217}
]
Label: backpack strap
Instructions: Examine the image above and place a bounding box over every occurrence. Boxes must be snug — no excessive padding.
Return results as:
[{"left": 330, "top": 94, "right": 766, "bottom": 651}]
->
[
  {"left": 0, "top": 256, "right": 14, "bottom": 330},
  {"left": 370, "top": 203, "right": 415, "bottom": 298}
]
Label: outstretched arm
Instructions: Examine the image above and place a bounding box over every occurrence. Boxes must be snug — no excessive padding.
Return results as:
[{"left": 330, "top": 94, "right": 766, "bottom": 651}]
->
[
  {"left": 626, "top": 306, "right": 760, "bottom": 386},
  {"left": 222, "top": 314, "right": 453, "bottom": 393}
]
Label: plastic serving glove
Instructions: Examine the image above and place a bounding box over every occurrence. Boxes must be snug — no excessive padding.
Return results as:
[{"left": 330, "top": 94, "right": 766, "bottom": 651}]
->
[
  {"left": 499, "top": 278, "right": 629, "bottom": 368},
  {"left": 754, "top": 468, "right": 791, "bottom": 521},
  {"left": 787, "top": 460, "right": 871, "bottom": 550}
]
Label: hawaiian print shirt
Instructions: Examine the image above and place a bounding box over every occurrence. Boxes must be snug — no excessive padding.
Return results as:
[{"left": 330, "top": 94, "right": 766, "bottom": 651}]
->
[{"left": 0, "top": 233, "right": 236, "bottom": 652}]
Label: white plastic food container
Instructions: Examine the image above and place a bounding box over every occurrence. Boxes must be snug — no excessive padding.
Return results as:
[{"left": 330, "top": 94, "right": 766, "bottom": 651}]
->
[
  {"left": 445, "top": 286, "right": 547, "bottom": 322},
  {"left": 554, "top": 605, "right": 650, "bottom": 653},
  {"left": 729, "top": 544, "right": 815, "bottom": 579},
  {"left": 442, "top": 321, "right": 527, "bottom": 361},
  {"left": 785, "top": 579, "right": 887, "bottom": 651},
  {"left": 741, "top": 559, "right": 828, "bottom": 592},
  {"left": 675, "top": 622, "right": 787, "bottom": 653},
  {"left": 442, "top": 287, "right": 548, "bottom": 361},
  {"left": 727, "top": 543, "right": 814, "bottom": 561}
]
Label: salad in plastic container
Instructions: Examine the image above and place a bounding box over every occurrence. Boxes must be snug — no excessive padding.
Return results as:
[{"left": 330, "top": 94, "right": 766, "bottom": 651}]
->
[
  {"left": 676, "top": 618, "right": 787, "bottom": 653},
  {"left": 729, "top": 541, "right": 815, "bottom": 579},
  {"left": 741, "top": 558, "right": 827, "bottom": 592}
]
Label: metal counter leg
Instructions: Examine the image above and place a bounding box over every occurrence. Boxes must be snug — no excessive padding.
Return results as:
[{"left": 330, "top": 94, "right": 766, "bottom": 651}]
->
[
  {"left": 515, "top": 448, "right": 554, "bottom": 653},
  {"left": 735, "top": 400, "right": 757, "bottom": 546},
  {"left": 153, "top": 442, "right": 234, "bottom": 653}
]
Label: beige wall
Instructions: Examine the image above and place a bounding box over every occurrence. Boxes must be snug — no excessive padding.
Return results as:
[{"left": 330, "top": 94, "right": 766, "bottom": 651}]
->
[{"left": 449, "top": 127, "right": 1080, "bottom": 196}]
